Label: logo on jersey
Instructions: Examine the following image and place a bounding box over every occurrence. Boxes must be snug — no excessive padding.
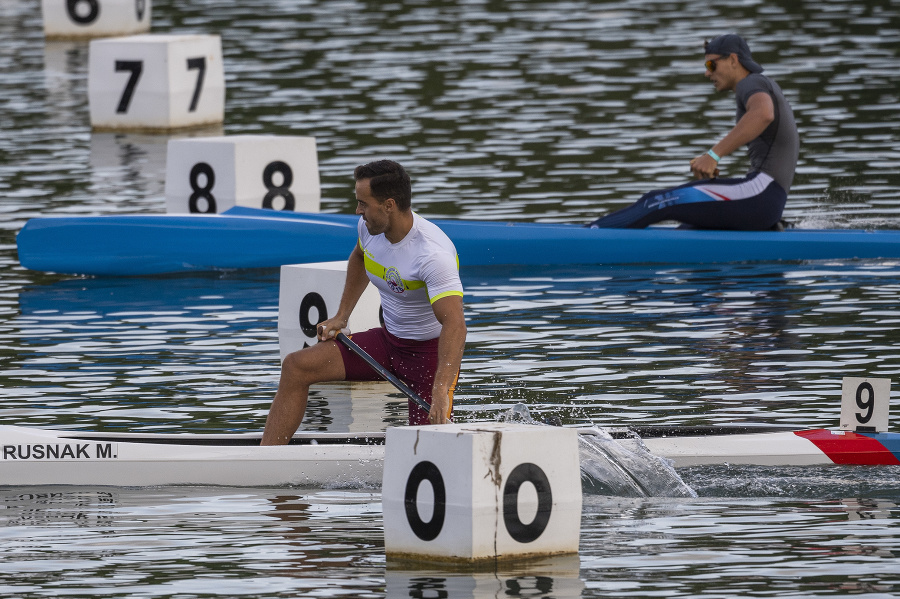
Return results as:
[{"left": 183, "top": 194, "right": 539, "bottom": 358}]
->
[{"left": 384, "top": 266, "right": 405, "bottom": 294}]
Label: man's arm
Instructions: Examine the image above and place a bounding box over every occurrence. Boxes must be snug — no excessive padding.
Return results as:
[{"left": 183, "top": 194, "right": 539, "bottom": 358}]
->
[
  {"left": 316, "top": 243, "right": 370, "bottom": 341},
  {"left": 428, "top": 294, "right": 466, "bottom": 424},
  {"left": 691, "top": 91, "right": 775, "bottom": 179}
]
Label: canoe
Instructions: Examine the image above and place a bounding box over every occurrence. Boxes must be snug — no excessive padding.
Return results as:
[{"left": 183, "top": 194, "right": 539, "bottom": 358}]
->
[
  {"left": 2, "top": 424, "right": 897, "bottom": 487},
  {"left": 16, "top": 206, "right": 900, "bottom": 276}
]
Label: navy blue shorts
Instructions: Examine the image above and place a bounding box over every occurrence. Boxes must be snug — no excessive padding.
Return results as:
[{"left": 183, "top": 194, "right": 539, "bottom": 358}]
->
[{"left": 589, "top": 172, "right": 787, "bottom": 230}]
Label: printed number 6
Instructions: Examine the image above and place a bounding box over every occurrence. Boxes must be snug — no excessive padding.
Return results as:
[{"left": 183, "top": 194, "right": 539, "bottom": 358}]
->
[{"left": 67, "top": 0, "right": 100, "bottom": 25}]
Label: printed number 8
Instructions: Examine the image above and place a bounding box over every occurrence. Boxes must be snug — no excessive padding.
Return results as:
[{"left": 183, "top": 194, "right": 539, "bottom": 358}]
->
[
  {"left": 262, "top": 161, "right": 295, "bottom": 210},
  {"left": 186, "top": 161, "right": 295, "bottom": 213},
  {"left": 188, "top": 162, "right": 216, "bottom": 213},
  {"left": 855, "top": 382, "right": 875, "bottom": 424}
]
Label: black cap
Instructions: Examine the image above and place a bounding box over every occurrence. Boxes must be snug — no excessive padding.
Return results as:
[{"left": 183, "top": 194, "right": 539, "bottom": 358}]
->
[{"left": 705, "top": 34, "right": 763, "bottom": 74}]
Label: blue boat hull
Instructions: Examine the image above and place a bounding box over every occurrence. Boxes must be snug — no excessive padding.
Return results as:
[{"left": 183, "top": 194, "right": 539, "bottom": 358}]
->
[{"left": 16, "top": 206, "right": 900, "bottom": 276}]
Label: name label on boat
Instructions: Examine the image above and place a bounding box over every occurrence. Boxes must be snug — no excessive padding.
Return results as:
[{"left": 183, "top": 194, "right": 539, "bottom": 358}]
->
[
  {"left": 2, "top": 443, "right": 118, "bottom": 460},
  {"left": 840, "top": 377, "right": 891, "bottom": 432}
]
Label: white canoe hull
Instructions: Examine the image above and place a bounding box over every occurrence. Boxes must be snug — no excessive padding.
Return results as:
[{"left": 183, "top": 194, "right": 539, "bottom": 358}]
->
[
  {"left": 0, "top": 426, "right": 384, "bottom": 487},
  {"left": 2, "top": 425, "right": 898, "bottom": 487}
]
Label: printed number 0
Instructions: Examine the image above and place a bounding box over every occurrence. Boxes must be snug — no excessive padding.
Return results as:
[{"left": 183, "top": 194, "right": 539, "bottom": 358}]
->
[
  {"left": 188, "top": 163, "right": 216, "bottom": 213},
  {"left": 262, "top": 161, "right": 295, "bottom": 210},
  {"left": 67, "top": 0, "right": 99, "bottom": 24},
  {"left": 503, "top": 463, "right": 553, "bottom": 543},
  {"left": 856, "top": 382, "right": 875, "bottom": 424}
]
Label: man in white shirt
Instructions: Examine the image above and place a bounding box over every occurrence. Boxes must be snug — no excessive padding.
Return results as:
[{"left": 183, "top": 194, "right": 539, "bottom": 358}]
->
[{"left": 262, "top": 160, "right": 466, "bottom": 445}]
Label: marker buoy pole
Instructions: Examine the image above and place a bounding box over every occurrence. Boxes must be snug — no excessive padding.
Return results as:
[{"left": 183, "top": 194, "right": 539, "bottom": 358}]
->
[{"left": 382, "top": 423, "right": 582, "bottom": 562}]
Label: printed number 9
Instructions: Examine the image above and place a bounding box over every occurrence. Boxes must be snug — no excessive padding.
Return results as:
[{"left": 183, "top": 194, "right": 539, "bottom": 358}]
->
[
  {"left": 855, "top": 382, "right": 875, "bottom": 424},
  {"left": 67, "top": 0, "right": 99, "bottom": 24},
  {"left": 299, "top": 293, "right": 327, "bottom": 348}
]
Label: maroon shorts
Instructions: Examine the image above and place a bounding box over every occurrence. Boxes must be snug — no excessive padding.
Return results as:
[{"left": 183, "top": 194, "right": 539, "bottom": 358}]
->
[{"left": 336, "top": 327, "right": 453, "bottom": 425}]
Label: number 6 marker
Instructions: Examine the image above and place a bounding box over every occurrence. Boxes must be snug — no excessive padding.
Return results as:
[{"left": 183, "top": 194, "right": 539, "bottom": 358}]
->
[
  {"left": 841, "top": 377, "right": 891, "bottom": 432},
  {"left": 42, "top": 0, "right": 152, "bottom": 40},
  {"left": 88, "top": 34, "right": 224, "bottom": 131}
]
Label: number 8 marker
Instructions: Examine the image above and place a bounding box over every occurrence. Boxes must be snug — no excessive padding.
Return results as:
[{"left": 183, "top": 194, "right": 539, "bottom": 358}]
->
[{"left": 165, "top": 136, "right": 320, "bottom": 214}]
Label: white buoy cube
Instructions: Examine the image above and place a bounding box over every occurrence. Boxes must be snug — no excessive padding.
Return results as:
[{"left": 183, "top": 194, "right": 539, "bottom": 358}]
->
[
  {"left": 43, "top": 0, "right": 152, "bottom": 40},
  {"left": 841, "top": 377, "right": 891, "bottom": 432},
  {"left": 279, "top": 262, "right": 382, "bottom": 360},
  {"left": 88, "top": 34, "right": 224, "bottom": 131},
  {"left": 165, "top": 136, "right": 321, "bottom": 214},
  {"left": 383, "top": 423, "right": 582, "bottom": 562}
]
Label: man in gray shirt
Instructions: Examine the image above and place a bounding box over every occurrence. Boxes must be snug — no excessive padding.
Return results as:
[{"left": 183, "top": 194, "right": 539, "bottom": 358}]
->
[{"left": 589, "top": 34, "right": 799, "bottom": 230}]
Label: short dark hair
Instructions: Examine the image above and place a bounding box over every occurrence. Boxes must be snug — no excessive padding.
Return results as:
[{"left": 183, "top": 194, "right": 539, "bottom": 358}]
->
[{"left": 354, "top": 160, "right": 412, "bottom": 211}]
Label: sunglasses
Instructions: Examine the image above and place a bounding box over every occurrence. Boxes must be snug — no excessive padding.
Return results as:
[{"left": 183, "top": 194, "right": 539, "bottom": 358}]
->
[{"left": 705, "top": 57, "right": 724, "bottom": 72}]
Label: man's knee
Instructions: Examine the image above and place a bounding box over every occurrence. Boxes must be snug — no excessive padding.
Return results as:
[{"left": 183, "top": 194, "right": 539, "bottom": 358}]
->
[
  {"left": 281, "top": 344, "right": 344, "bottom": 385},
  {"left": 281, "top": 348, "right": 318, "bottom": 384}
]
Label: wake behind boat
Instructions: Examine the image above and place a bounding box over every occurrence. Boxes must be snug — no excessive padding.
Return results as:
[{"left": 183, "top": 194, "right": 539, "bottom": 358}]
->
[
  {"left": 2, "top": 423, "right": 898, "bottom": 487},
  {"left": 16, "top": 206, "right": 900, "bottom": 276}
]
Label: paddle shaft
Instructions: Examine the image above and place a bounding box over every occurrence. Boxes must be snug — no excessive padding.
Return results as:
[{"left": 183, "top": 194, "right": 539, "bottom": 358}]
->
[{"left": 335, "top": 333, "right": 431, "bottom": 414}]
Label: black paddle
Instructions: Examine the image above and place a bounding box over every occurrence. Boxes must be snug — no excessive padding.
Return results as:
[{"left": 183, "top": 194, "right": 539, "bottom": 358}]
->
[{"left": 335, "top": 332, "right": 431, "bottom": 414}]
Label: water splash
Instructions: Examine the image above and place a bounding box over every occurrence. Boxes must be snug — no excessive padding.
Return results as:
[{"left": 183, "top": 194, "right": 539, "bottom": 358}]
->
[
  {"left": 578, "top": 427, "right": 697, "bottom": 498},
  {"left": 498, "top": 404, "right": 696, "bottom": 498}
]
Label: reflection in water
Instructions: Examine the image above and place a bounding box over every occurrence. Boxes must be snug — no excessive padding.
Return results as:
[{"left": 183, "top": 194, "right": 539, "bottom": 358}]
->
[{"left": 385, "top": 555, "right": 584, "bottom": 599}]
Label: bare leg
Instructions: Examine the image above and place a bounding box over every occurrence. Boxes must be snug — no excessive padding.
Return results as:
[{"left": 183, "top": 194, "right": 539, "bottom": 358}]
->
[{"left": 261, "top": 340, "right": 346, "bottom": 445}]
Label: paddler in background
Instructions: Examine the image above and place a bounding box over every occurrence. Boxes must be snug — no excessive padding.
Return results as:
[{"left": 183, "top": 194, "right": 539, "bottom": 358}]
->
[
  {"left": 588, "top": 33, "right": 799, "bottom": 230},
  {"left": 261, "top": 160, "right": 466, "bottom": 445}
]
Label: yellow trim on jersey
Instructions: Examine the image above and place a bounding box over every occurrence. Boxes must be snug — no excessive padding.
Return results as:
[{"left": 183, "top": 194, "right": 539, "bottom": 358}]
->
[
  {"left": 359, "top": 238, "right": 461, "bottom": 298},
  {"left": 430, "top": 290, "right": 464, "bottom": 304},
  {"left": 361, "top": 249, "right": 426, "bottom": 291}
]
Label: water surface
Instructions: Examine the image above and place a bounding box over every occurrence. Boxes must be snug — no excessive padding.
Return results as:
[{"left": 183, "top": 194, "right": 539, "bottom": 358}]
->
[{"left": 2, "top": 0, "right": 900, "bottom": 596}]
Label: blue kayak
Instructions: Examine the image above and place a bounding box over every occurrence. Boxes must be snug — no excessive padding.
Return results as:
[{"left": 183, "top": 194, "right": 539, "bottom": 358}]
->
[{"left": 16, "top": 206, "right": 900, "bottom": 276}]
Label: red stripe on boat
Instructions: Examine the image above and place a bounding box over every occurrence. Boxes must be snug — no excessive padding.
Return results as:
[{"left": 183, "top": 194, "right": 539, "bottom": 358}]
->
[{"left": 795, "top": 429, "right": 900, "bottom": 465}]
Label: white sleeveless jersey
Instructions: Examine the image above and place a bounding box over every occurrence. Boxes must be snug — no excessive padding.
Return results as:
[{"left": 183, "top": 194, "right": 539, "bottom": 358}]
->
[{"left": 357, "top": 213, "right": 463, "bottom": 341}]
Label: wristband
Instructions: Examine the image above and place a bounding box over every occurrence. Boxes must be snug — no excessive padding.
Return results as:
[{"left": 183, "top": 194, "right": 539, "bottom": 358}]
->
[{"left": 707, "top": 149, "right": 721, "bottom": 162}]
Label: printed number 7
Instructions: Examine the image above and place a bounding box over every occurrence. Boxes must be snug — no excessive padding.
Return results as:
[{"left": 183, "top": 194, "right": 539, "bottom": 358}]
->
[
  {"left": 187, "top": 57, "right": 206, "bottom": 112},
  {"left": 115, "top": 60, "right": 143, "bottom": 114}
]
